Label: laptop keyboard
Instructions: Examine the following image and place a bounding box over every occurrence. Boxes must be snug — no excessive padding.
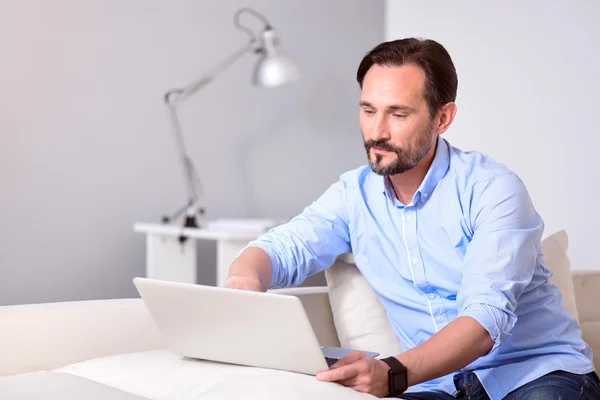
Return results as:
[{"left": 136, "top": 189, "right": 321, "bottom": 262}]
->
[{"left": 325, "top": 357, "right": 338, "bottom": 367}]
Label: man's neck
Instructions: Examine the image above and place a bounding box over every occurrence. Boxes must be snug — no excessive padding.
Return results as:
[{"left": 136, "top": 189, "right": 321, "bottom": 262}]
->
[{"left": 388, "top": 146, "right": 436, "bottom": 205}]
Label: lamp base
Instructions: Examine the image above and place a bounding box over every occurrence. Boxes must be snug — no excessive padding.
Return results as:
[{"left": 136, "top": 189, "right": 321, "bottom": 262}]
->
[
  {"left": 183, "top": 214, "right": 199, "bottom": 228},
  {"left": 161, "top": 202, "right": 206, "bottom": 229}
]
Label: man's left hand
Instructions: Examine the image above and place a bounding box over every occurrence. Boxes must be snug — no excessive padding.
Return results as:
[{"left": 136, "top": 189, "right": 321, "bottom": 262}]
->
[{"left": 316, "top": 351, "right": 390, "bottom": 397}]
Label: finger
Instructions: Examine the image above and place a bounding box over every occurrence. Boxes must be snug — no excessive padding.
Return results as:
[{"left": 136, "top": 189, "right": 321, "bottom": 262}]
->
[
  {"left": 316, "top": 364, "right": 360, "bottom": 382},
  {"left": 332, "top": 351, "right": 367, "bottom": 368},
  {"left": 319, "top": 351, "right": 364, "bottom": 373},
  {"left": 337, "top": 376, "right": 360, "bottom": 388}
]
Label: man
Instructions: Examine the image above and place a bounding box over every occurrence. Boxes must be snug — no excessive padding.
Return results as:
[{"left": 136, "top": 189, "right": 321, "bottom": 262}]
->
[{"left": 225, "top": 38, "right": 600, "bottom": 399}]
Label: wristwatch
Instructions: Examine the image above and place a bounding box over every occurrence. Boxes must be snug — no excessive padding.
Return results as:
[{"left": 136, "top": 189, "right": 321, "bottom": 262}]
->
[{"left": 380, "top": 356, "right": 408, "bottom": 396}]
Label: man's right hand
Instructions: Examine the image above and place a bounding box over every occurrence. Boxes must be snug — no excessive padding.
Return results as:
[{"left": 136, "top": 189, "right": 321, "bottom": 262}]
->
[{"left": 224, "top": 275, "right": 263, "bottom": 292}]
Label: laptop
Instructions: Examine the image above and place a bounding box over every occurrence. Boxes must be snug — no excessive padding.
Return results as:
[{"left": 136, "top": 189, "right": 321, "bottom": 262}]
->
[{"left": 133, "top": 277, "right": 379, "bottom": 375}]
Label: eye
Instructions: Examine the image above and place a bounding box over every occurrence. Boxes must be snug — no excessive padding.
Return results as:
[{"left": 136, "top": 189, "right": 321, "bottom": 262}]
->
[
  {"left": 393, "top": 114, "right": 407, "bottom": 119},
  {"left": 363, "top": 109, "right": 375, "bottom": 115}
]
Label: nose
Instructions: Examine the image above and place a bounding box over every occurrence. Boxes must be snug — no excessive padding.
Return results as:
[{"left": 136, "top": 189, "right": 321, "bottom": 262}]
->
[{"left": 371, "top": 114, "right": 390, "bottom": 142}]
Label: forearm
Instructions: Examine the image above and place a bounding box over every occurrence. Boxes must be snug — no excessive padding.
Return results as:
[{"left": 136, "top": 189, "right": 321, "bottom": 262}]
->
[
  {"left": 396, "top": 316, "right": 494, "bottom": 386},
  {"left": 227, "top": 247, "right": 273, "bottom": 292}
]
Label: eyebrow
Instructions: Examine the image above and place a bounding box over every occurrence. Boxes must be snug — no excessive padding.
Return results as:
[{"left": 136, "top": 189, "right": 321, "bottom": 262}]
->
[{"left": 359, "top": 101, "right": 415, "bottom": 113}]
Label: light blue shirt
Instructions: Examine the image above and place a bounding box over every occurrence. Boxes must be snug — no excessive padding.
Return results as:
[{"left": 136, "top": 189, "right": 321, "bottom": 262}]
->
[{"left": 245, "top": 137, "right": 595, "bottom": 399}]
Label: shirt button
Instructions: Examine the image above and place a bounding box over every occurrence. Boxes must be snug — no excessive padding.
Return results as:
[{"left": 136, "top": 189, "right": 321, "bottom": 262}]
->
[
  {"left": 423, "top": 192, "right": 429, "bottom": 198},
  {"left": 428, "top": 293, "right": 436, "bottom": 300},
  {"left": 407, "top": 214, "right": 413, "bottom": 221},
  {"left": 412, "top": 258, "right": 419, "bottom": 265},
  {"left": 435, "top": 316, "right": 443, "bottom": 323}
]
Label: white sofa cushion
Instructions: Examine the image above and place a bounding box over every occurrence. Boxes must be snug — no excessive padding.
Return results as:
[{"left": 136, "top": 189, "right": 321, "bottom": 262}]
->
[
  {"left": 542, "top": 230, "right": 579, "bottom": 322},
  {"left": 0, "top": 371, "right": 148, "bottom": 400},
  {"left": 55, "top": 350, "right": 375, "bottom": 400},
  {"left": 326, "top": 230, "right": 578, "bottom": 355},
  {"left": 324, "top": 258, "right": 403, "bottom": 358}
]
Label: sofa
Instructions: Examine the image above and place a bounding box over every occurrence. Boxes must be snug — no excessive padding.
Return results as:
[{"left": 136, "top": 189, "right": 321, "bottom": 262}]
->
[{"left": 1, "top": 231, "right": 598, "bottom": 399}]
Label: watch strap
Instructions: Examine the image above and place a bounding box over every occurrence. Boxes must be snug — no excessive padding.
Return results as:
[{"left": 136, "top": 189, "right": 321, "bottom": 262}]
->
[
  {"left": 381, "top": 356, "right": 408, "bottom": 395},
  {"left": 381, "top": 356, "right": 405, "bottom": 371}
]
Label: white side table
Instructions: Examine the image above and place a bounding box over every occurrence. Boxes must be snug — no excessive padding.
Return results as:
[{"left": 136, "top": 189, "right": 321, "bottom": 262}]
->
[{"left": 133, "top": 223, "right": 262, "bottom": 287}]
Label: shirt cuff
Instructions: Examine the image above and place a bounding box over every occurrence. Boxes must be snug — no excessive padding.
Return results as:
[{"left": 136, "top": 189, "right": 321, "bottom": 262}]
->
[{"left": 459, "top": 303, "right": 516, "bottom": 352}]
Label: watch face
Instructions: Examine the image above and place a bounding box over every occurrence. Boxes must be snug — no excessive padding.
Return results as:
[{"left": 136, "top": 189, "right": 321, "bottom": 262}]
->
[{"left": 391, "top": 370, "right": 408, "bottom": 393}]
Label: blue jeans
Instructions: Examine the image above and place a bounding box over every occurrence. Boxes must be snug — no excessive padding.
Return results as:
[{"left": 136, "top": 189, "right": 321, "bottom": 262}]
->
[{"left": 398, "top": 370, "right": 600, "bottom": 399}]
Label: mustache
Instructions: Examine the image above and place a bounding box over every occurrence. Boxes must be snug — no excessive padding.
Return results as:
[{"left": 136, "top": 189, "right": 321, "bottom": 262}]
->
[{"left": 364, "top": 139, "right": 398, "bottom": 152}]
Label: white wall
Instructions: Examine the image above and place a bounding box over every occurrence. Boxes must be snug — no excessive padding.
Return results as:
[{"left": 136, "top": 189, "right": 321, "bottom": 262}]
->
[
  {"left": 386, "top": 1, "right": 600, "bottom": 270},
  {"left": 0, "top": 1, "right": 384, "bottom": 305}
]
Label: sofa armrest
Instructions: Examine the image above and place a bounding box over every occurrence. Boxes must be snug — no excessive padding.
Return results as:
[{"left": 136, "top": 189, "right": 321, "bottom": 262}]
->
[
  {"left": 580, "top": 321, "right": 600, "bottom": 372},
  {"left": 573, "top": 270, "right": 600, "bottom": 324},
  {"left": 0, "top": 299, "right": 165, "bottom": 377},
  {"left": 572, "top": 270, "right": 600, "bottom": 371},
  {"left": 269, "top": 287, "right": 339, "bottom": 347}
]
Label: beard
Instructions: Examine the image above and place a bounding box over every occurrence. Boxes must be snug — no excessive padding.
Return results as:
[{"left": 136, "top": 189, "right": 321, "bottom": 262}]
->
[{"left": 363, "top": 126, "right": 436, "bottom": 176}]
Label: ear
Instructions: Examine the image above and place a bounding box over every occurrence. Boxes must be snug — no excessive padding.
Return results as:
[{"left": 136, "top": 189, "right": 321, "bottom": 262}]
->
[{"left": 434, "top": 102, "right": 457, "bottom": 135}]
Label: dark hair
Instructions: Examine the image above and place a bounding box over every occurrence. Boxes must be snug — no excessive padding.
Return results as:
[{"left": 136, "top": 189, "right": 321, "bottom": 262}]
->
[{"left": 356, "top": 38, "right": 458, "bottom": 118}]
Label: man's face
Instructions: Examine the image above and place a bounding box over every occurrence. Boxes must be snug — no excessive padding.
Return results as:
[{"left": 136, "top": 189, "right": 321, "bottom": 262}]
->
[{"left": 360, "top": 64, "right": 437, "bottom": 176}]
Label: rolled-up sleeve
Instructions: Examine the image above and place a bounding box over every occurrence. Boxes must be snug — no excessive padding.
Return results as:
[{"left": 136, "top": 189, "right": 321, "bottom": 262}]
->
[
  {"left": 241, "top": 176, "right": 352, "bottom": 289},
  {"left": 457, "top": 172, "right": 544, "bottom": 352}
]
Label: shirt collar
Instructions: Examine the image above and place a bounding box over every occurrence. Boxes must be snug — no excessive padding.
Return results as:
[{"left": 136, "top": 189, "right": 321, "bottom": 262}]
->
[{"left": 382, "top": 137, "right": 450, "bottom": 206}]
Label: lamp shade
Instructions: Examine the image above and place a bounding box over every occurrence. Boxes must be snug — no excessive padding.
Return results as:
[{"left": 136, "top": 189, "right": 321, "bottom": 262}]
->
[{"left": 252, "top": 28, "right": 299, "bottom": 88}]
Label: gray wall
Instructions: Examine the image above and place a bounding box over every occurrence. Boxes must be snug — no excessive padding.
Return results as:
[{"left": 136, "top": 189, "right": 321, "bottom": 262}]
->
[{"left": 0, "top": 1, "right": 384, "bottom": 305}]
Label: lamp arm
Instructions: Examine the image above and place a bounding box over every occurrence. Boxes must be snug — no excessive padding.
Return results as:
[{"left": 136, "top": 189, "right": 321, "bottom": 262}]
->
[
  {"left": 162, "top": 41, "right": 255, "bottom": 224},
  {"left": 159, "top": 7, "right": 274, "bottom": 227},
  {"left": 165, "top": 40, "right": 256, "bottom": 106}
]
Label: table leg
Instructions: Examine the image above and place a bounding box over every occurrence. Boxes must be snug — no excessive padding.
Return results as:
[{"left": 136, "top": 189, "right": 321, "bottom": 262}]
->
[{"left": 146, "top": 233, "right": 197, "bottom": 284}]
